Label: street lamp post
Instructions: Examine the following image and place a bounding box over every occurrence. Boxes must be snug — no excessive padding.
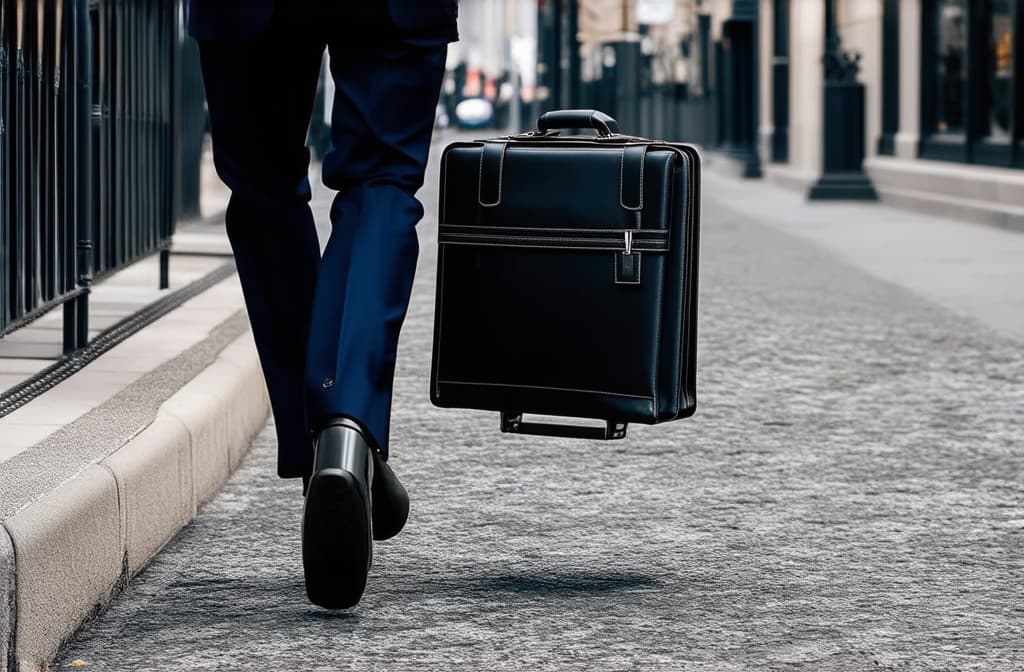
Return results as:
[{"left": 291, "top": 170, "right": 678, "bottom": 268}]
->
[
  {"left": 807, "top": 0, "right": 877, "bottom": 200},
  {"left": 566, "top": 0, "right": 580, "bottom": 108},
  {"left": 720, "top": 1, "right": 762, "bottom": 179}
]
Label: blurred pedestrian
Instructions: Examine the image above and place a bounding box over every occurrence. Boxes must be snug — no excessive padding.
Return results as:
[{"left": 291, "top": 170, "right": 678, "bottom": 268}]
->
[{"left": 187, "top": 0, "right": 458, "bottom": 609}]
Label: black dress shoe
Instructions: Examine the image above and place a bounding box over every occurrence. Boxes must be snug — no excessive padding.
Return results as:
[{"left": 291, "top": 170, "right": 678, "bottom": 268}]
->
[
  {"left": 302, "top": 430, "right": 410, "bottom": 542},
  {"left": 302, "top": 417, "right": 374, "bottom": 609},
  {"left": 369, "top": 449, "right": 409, "bottom": 541}
]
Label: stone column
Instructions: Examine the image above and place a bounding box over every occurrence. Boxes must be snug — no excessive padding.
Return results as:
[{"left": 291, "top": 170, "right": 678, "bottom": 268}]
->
[
  {"left": 789, "top": 0, "right": 823, "bottom": 179},
  {"left": 895, "top": 0, "right": 920, "bottom": 159},
  {"left": 758, "top": 0, "right": 774, "bottom": 163}
]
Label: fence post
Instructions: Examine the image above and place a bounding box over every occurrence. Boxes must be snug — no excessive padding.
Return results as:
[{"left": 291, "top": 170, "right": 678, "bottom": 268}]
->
[
  {"left": 161, "top": 0, "right": 180, "bottom": 291},
  {"left": 68, "top": 0, "right": 91, "bottom": 351}
]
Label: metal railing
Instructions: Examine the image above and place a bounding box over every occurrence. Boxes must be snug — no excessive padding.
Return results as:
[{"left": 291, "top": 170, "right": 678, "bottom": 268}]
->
[
  {"left": 1, "top": 0, "right": 193, "bottom": 354},
  {"left": 1, "top": 0, "right": 89, "bottom": 348}
]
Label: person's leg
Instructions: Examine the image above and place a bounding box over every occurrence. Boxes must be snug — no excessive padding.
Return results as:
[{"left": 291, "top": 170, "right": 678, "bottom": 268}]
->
[
  {"left": 197, "top": 19, "right": 326, "bottom": 479},
  {"left": 304, "top": 20, "right": 448, "bottom": 459}
]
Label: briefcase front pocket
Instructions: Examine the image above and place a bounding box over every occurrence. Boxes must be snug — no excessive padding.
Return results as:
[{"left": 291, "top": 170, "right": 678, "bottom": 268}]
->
[{"left": 432, "top": 224, "right": 669, "bottom": 423}]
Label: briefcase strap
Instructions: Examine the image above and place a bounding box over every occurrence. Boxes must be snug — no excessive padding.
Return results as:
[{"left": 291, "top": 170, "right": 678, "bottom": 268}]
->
[
  {"left": 619, "top": 145, "right": 647, "bottom": 284},
  {"left": 478, "top": 141, "right": 507, "bottom": 208},
  {"left": 473, "top": 140, "right": 651, "bottom": 285},
  {"left": 620, "top": 145, "right": 646, "bottom": 211}
]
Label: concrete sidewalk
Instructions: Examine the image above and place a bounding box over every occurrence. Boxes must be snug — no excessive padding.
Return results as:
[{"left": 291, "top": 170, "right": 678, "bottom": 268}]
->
[
  {"left": 703, "top": 159, "right": 1024, "bottom": 343},
  {"left": 50, "top": 137, "right": 1024, "bottom": 671}
]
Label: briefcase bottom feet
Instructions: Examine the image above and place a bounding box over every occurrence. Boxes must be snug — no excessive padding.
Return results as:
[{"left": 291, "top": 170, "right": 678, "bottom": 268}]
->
[{"left": 500, "top": 412, "right": 628, "bottom": 440}]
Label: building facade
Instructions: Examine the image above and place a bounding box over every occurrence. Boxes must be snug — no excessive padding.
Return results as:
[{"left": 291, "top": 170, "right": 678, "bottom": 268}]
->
[{"left": 759, "top": 0, "right": 1024, "bottom": 228}]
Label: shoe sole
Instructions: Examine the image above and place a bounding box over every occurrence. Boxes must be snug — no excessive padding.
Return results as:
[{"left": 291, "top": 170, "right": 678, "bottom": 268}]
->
[{"left": 302, "top": 468, "right": 372, "bottom": 609}]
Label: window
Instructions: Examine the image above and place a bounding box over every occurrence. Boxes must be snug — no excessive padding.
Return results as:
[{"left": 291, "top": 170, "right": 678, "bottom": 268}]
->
[
  {"left": 983, "top": 1, "right": 1013, "bottom": 140},
  {"left": 934, "top": 0, "right": 967, "bottom": 136},
  {"left": 920, "top": 0, "right": 1022, "bottom": 166}
]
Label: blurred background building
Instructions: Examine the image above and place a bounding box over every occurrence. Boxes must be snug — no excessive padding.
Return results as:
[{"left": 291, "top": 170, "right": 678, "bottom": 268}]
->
[{"left": 760, "top": 0, "right": 1023, "bottom": 228}]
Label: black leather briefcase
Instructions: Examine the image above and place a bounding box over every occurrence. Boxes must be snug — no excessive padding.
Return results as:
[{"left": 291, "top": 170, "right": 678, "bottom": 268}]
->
[{"left": 430, "top": 109, "right": 700, "bottom": 440}]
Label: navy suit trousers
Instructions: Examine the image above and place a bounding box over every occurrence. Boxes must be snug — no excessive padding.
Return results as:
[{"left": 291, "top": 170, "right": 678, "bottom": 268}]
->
[{"left": 197, "top": 6, "right": 447, "bottom": 479}]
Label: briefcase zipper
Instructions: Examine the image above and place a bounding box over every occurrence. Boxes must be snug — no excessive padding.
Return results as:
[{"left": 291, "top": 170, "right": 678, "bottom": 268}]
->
[{"left": 438, "top": 225, "right": 669, "bottom": 254}]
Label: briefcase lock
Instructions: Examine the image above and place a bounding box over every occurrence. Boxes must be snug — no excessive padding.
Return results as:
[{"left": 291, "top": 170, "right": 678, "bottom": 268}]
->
[{"left": 616, "top": 230, "right": 642, "bottom": 285}]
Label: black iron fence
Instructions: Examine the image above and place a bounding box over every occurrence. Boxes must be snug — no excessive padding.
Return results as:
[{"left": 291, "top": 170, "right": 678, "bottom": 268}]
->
[
  {"left": 1, "top": 0, "right": 88, "bottom": 348},
  {"left": 1, "top": 0, "right": 198, "bottom": 353},
  {"left": 91, "top": 0, "right": 178, "bottom": 284}
]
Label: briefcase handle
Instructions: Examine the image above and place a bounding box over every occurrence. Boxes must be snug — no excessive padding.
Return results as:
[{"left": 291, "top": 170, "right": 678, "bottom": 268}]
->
[
  {"left": 500, "top": 412, "right": 628, "bottom": 440},
  {"left": 536, "top": 109, "right": 620, "bottom": 137}
]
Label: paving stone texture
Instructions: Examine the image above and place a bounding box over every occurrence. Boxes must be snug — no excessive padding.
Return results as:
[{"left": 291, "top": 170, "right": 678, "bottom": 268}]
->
[{"left": 54, "top": 138, "right": 1024, "bottom": 671}]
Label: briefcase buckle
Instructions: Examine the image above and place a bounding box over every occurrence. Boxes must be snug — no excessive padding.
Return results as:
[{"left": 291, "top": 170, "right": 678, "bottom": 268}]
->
[{"left": 623, "top": 230, "right": 633, "bottom": 256}]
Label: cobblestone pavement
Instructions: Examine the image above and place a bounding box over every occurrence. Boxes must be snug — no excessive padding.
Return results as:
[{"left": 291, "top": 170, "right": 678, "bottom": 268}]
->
[{"left": 56, "top": 136, "right": 1024, "bottom": 671}]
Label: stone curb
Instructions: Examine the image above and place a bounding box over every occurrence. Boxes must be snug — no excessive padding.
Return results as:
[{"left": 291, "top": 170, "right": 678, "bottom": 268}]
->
[{"left": 0, "top": 332, "right": 269, "bottom": 672}]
